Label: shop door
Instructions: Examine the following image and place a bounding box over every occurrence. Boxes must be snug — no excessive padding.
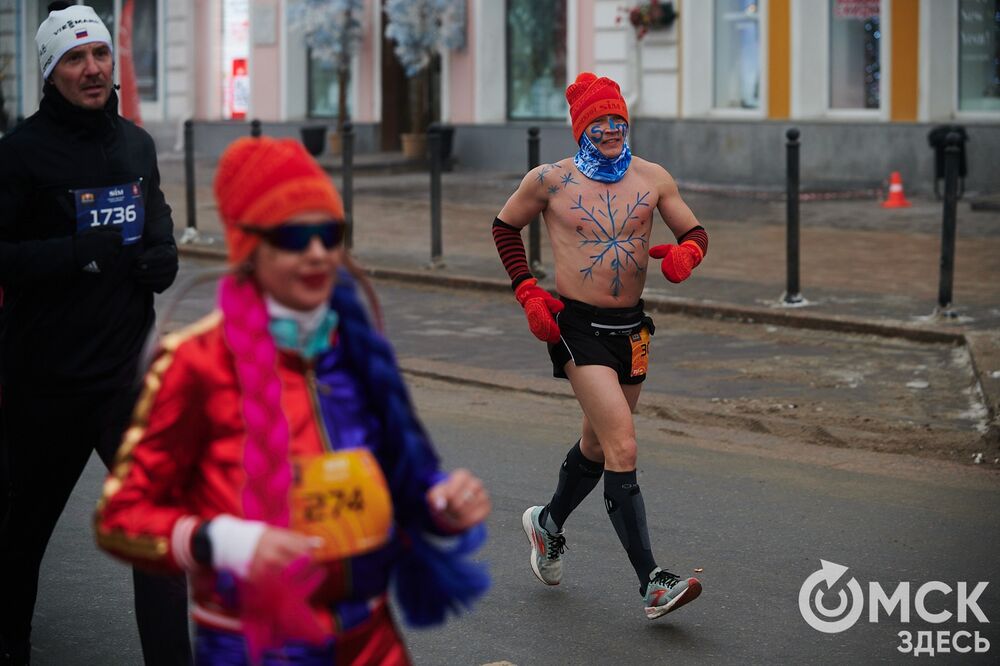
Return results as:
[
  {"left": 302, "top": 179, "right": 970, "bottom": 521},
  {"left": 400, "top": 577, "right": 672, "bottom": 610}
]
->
[{"left": 379, "top": 11, "right": 407, "bottom": 151}]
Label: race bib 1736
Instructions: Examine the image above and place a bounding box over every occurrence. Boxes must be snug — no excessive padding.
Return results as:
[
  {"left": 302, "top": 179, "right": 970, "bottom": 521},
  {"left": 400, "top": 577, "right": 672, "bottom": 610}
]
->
[{"left": 73, "top": 181, "right": 145, "bottom": 245}]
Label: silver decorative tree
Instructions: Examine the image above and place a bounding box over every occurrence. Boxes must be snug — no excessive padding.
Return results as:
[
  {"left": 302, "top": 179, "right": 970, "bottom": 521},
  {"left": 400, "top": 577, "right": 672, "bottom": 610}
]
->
[
  {"left": 288, "top": 0, "right": 365, "bottom": 133},
  {"left": 384, "top": 0, "right": 465, "bottom": 137}
]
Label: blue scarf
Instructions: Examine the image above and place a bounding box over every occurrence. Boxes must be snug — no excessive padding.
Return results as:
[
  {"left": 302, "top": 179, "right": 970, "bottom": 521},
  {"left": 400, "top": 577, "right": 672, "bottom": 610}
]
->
[{"left": 573, "top": 134, "right": 632, "bottom": 183}]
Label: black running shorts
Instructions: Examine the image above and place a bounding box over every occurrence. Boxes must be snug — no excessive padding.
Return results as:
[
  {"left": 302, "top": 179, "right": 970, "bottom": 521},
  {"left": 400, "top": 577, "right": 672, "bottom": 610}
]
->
[{"left": 548, "top": 297, "right": 655, "bottom": 385}]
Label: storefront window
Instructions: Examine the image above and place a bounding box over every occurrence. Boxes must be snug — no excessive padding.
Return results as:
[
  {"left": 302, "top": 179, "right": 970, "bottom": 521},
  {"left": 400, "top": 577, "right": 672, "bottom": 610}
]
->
[
  {"left": 132, "top": 0, "right": 158, "bottom": 101},
  {"left": 958, "top": 0, "right": 1000, "bottom": 112},
  {"left": 222, "top": 0, "right": 250, "bottom": 120},
  {"left": 307, "top": 52, "right": 349, "bottom": 119},
  {"left": 829, "top": 0, "right": 881, "bottom": 109},
  {"left": 713, "top": 0, "right": 760, "bottom": 110},
  {"left": 88, "top": 0, "right": 115, "bottom": 35},
  {"left": 36, "top": 1, "right": 112, "bottom": 26},
  {"left": 506, "top": 0, "right": 567, "bottom": 120}
]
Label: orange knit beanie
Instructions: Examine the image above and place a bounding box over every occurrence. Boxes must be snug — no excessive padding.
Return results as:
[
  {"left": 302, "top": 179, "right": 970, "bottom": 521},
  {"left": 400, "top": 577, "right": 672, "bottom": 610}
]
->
[
  {"left": 214, "top": 136, "right": 344, "bottom": 264},
  {"left": 565, "top": 72, "right": 629, "bottom": 142}
]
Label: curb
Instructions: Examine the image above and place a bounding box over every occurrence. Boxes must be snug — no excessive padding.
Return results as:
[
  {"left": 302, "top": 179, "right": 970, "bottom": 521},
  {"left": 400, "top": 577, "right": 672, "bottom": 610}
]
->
[
  {"left": 177, "top": 244, "right": 997, "bottom": 444},
  {"left": 363, "top": 266, "right": 966, "bottom": 346}
]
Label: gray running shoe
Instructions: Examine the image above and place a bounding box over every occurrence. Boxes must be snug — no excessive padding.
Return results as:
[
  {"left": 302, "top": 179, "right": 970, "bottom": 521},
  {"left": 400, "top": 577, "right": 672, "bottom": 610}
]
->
[
  {"left": 642, "top": 567, "right": 702, "bottom": 619},
  {"left": 521, "top": 506, "right": 566, "bottom": 585}
]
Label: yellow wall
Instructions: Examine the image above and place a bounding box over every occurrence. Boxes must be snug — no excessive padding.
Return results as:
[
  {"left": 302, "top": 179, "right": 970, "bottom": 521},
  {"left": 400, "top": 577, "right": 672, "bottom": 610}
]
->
[
  {"left": 768, "top": 0, "right": 790, "bottom": 119},
  {"left": 890, "top": 0, "right": 920, "bottom": 121}
]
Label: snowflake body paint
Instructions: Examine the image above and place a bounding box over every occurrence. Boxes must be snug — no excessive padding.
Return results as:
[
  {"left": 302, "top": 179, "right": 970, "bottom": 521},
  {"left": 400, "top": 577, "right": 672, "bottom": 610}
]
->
[{"left": 572, "top": 190, "right": 651, "bottom": 297}]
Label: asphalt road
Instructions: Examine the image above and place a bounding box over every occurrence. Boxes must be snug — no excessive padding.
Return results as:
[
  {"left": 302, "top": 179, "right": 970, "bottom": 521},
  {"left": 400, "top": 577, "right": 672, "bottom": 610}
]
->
[
  {"left": 25, "top": 259, "right": 1000, "bottom": 665},
  {"left": 31, "top": 374, "right": 1000, "bottom": 665}
]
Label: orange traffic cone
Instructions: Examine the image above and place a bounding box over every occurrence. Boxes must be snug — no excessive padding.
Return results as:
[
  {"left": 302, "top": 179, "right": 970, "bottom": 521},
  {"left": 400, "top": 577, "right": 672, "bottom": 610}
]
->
[{"left": 881, "top": 171, "right": 912, "bottom": 208}]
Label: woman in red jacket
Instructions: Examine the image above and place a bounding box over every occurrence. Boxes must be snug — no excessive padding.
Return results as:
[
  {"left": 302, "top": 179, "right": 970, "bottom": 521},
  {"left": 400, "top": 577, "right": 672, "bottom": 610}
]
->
[{"left": 95, "top": 136, "right": 491, "bottom": 665}]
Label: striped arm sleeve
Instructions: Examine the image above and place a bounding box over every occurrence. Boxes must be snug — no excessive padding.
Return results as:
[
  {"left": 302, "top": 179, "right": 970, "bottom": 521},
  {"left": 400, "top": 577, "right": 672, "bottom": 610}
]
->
[
  {"left": 492, "top": 218, "right": 532, "bottom": 288},
  {"left": 678, "top": 225, "right": 709, "bottom": 257}
]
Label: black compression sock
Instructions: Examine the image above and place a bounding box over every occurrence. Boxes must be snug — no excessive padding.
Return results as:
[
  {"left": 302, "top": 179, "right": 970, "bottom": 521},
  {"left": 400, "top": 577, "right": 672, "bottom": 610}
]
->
[
  {"left": 544, "top": 439, "right": 604, "bottom": 531},
  {"left": 604, "top": 469, "right": 657, "bottom": 587}
]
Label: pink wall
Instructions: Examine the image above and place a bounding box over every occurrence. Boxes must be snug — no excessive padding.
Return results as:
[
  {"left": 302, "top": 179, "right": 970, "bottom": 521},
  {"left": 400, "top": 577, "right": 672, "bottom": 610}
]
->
[
  {"left": 251, "top": 0, "right": 281, "bottom": 120},
  {"left": 355, "top": 0, "right": 379, "bottom": 123},
  {"left": 447, "top": 0, "right": 476, "bottom": 123},
  {"left": 251, "top": 44, "right": 281, "bottom": 120},
  {"left": 194, "top": 0, "right": 220, "bottom": 119},
  {"left": 577, "top": 0, "right": 595, "bottom": 74}
]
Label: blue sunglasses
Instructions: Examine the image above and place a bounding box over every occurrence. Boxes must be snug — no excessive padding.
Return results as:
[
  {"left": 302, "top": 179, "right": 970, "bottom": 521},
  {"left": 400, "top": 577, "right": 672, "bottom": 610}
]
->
[{"left": 244, "top": 221, "right": 345, "bottom": 252}]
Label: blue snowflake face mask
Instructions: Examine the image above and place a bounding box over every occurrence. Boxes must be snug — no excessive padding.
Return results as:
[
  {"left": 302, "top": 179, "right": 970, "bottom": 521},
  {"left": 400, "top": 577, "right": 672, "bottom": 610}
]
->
[{"left": 574, "top": 126, "right": 632, "bottom": 183}]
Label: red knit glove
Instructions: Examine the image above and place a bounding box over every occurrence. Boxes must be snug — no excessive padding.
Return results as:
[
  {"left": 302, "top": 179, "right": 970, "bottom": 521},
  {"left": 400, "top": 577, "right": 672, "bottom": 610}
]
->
[
  {"left": 514, "top": 278, "right": 565, "bottom": 343},
  {"left": 649, "top": 241, "right": 704, "bottom": 283}
]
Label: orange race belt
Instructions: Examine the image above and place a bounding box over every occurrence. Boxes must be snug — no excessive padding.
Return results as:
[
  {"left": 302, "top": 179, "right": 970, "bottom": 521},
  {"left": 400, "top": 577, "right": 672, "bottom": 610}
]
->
[
  {"left": 629, "top": 327, "right": 650, "bottom": 377},
  {"left": 290, "top": 449, "right": 394, "bottom": 562}
]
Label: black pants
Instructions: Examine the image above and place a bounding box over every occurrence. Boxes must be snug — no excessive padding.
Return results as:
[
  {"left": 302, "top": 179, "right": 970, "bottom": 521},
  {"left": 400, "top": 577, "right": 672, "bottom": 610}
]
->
[{"left": 0, "top": 385, "right": 192, "bottom": 665}]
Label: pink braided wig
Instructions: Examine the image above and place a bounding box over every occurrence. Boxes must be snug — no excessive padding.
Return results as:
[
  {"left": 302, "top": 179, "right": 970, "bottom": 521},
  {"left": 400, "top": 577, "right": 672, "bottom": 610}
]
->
[{"left": 219, "top": 273, "right": 291, "bottom": 527}]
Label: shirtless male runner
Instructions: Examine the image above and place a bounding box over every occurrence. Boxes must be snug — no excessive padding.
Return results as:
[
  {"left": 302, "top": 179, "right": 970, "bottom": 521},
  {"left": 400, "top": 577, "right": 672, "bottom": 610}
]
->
[{"left": 492, "top": 72, "right": 708, "bottom": 619}]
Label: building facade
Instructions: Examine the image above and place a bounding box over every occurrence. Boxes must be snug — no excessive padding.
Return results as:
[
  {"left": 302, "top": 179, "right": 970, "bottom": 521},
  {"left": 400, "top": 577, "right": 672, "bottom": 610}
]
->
[{"left": 3, "top": 0, "right": 998, "bottom": 191}]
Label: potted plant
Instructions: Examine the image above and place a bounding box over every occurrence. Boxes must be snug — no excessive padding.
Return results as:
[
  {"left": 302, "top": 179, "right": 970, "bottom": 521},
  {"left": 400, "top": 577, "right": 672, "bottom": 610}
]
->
[
  {"left": 618, "top": 0, "right": 678, "bottom": 40},
  {"left": 289, "top": 0, "right": 364, "bottom": 154},
  {"left": 384, "top": 0, "right": 465, "bottom": 159}
]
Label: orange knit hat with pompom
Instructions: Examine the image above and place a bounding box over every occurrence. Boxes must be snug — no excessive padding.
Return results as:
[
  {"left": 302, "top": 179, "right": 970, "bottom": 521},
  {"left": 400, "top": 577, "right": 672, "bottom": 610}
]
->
[
  {"left": 214, "top": 136, "right": 344, "bottom": 264},
  {"left": 565, "top": 72, "right": 629, "bottom": 142}
]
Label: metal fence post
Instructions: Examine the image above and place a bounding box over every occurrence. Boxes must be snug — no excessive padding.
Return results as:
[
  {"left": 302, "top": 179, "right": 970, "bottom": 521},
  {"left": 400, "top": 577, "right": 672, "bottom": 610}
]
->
[
  {"left": 250, "top": 118, "right": 262, "bottom": 137},
  {"left": 341, "top": 122, "right": 355, "bottom": 250},
  {"left": 428, "top": 124, "right": 444, "bottom": 268},
  {"left": 179, "top": 119, "right": 199, "bottom": 244},
  {"left": 783, "top": 128, "right": 803, "bottom": 305},
  {"left": 936, "top": 132, "right": 961, "bottom": 316},
  {"left": 527, "top": 127, "right": 546, "bottom": 278}
]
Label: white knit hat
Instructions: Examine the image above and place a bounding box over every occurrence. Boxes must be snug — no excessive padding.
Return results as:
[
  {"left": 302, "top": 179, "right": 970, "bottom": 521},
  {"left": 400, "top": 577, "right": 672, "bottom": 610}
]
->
[{"left": 35, "top": 5, "right": 113, "bottom": 80}]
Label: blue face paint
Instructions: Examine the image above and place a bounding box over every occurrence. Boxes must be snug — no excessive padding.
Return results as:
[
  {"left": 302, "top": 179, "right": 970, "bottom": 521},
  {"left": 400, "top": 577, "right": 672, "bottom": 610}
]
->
[
  {"left": 574, "top": 128, "right": 632, "bottom": 183},
  {"left": 588, "top": 118, "right": 628, "bottom": 143}
]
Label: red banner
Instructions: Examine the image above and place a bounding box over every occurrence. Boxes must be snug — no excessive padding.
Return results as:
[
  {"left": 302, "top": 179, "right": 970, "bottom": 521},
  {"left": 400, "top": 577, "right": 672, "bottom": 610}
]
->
[
  {"left": 833, "top": 0, "right": 880, "bottom": 19},
  {"left": 231, "top": 58, "right": 249, "bottom": 120},
  {"left": 118, "top": 0, "right": 142, "bottom": 125}
]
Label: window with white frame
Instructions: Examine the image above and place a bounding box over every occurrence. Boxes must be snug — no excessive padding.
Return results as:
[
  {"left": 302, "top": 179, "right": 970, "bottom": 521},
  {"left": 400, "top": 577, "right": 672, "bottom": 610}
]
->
[
  {"left": 131, "top": 0, "right": 159, "bottom": 102},
  {"left": 829, "top": 0, "right": 881, "bottom": 109},
  {"left": 506, "top": 0, "right": 567, "bottom": 120},
  {"left": 307, "top": 51, "right": 349, "bottom": 119},
  {"left": 958, "top": 0, "right": 1000, "bottom": 112},
  {"left": 713, "top": 0, "right": 761, "bottom": 110}
]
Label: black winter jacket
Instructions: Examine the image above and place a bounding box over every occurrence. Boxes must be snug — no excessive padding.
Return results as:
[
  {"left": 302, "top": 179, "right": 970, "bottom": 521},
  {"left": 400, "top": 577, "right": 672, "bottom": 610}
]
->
[{"left": 0, "top": 85, "right": 178, "bottom": 392}]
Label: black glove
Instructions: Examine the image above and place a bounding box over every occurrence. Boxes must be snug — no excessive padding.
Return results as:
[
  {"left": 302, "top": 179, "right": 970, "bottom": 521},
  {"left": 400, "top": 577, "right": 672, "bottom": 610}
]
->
[
  {"left": 73, "top": 226, "right": 123, "bottom": 273},
  {"left": 131, "top": 243, "right": 178, "bottom": 293}
]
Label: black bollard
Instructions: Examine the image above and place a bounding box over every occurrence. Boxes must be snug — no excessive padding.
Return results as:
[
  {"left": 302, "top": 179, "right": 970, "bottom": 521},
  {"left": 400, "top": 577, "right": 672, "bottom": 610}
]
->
[
  {"left": 341, "top": 122, "right": 355, "bottom": 250},
  {"left": 527, "top": 127, "right": 546, "bottom": 277},
  {"left": 783, "top": 128, "right": 803, "bottom": 305},
  {"left": 250, "top": 118, "right": 262, "bottom": 137},
  {"left": 184, "top": 119, "right": 197, "bottom": 234},
  {"left": 428, "top": 124, "right": 444, "bottom": 268},
  {"left": 936, "top": 132, "right": 961, "bottom": 315}
]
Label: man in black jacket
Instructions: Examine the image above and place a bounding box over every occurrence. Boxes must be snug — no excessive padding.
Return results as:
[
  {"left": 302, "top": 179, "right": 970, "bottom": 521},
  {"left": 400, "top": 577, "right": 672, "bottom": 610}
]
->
[{"left": 0, "top": 4, "right": 190, "bottom": 664}]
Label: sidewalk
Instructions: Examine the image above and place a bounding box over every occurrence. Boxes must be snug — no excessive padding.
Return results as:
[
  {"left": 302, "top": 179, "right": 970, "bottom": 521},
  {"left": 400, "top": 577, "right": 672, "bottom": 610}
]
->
[{"left": 158, "top": 158, "right": 1000, "bottom": 444}]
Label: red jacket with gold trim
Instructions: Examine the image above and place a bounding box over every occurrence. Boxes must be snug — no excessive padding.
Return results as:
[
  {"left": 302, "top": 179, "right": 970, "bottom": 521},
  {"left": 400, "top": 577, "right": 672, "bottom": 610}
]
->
[{"left": 95, "top": 311, "right": 445, "bottom": 632}]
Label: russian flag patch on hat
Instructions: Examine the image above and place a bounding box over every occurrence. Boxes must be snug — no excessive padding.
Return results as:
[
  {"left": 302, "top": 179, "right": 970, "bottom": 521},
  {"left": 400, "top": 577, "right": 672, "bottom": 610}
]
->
[{"left": 75, "top": 30, "right": 88, "bottom": 39}]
